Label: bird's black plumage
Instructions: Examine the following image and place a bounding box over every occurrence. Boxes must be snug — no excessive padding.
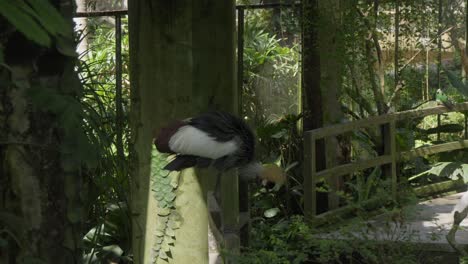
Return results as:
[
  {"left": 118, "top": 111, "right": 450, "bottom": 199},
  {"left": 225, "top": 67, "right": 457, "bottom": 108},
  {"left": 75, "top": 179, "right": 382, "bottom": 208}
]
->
[{"left": 156, "top": 111, "right": 256, "bottom": 172}]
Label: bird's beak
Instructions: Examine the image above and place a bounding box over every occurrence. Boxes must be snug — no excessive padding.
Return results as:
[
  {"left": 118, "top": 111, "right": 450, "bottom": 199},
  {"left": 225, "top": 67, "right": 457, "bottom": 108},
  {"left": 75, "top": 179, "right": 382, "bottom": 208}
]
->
[{"left": 259, "top": 164, "right": 286, "bottom": 189}]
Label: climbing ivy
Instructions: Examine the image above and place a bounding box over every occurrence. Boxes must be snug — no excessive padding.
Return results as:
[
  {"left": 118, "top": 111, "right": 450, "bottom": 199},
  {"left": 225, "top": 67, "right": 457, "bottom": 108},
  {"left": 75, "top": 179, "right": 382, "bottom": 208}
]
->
[{"left": 150, "top": 148, "right": 182, "bottom": 262}]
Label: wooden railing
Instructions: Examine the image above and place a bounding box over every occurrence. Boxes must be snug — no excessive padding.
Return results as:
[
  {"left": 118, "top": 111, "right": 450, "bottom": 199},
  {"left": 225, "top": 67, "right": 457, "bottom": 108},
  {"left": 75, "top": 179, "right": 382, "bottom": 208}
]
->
[{"left": 303, "top": 102, "right": 468, "bottom": 220}]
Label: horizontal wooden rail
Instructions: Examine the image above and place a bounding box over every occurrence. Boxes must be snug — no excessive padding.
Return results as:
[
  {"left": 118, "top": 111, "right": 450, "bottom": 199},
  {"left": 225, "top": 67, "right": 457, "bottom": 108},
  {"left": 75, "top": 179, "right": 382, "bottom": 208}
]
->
[
  {"left": 306, "top": 102, "right": 468, "bottom": 140},
  {"left": 316, "top": 155, "right": 393, "bottom": 180},
  {"left": 309, "top": 195, "right": 390, "bottom": 227},
  {"left": 306, "top": 115, "right": 394, "bottom": 139},
  {"left": 400, "top": 140, "right": 468, "bottom": 160},
  {"left": 395, "top": 102, "right": 468, "bottom": 121},
  {"left": 413, "top": 179, "right": 466, "bottom": 197}
]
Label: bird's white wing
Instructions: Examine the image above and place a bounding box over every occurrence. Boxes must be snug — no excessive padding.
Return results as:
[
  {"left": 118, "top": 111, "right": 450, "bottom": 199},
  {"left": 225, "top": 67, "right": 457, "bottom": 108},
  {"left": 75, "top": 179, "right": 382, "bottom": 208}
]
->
[{"left": 169, "top": 125, "right": 239, "bottom": 159}]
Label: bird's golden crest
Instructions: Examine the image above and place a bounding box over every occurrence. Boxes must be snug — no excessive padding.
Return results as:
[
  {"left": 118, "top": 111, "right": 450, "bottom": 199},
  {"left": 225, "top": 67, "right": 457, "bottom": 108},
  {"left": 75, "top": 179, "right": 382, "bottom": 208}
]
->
[{"left": 260, "top": 164, "right": 286, "bottom": 186}]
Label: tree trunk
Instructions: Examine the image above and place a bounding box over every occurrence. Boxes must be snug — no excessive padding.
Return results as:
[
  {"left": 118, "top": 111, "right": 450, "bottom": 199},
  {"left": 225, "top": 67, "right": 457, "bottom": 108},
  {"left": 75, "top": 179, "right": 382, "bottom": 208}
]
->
[
  {"left": 437, "top": 0, "right": 443, "bottom": 92},
  {"left": 128, "top": 1, "right": 237, "bottom": 263},
  {"left": 465, "top": 0, "right": 468, "bottom": 79},
  {"left": 394, "top": 0, "right": 400, "bottom": 108},
  {"left": 318, "top": 0, "right": 346, "bottom": 211},
  {"left": 0, "top": 1, "right": 84, "bottom": 263},
  {"left": 302, "top": 0, "right": 327, "bottom": 214}
]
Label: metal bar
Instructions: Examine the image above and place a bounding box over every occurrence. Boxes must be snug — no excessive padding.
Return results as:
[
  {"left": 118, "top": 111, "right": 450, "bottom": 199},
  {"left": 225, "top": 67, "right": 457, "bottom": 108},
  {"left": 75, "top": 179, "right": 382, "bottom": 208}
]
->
[
  {"left": 115, "top": 15, "right": 125, "bottom": 161},
  {"left": 74, "top": 2, "right": 299, "bottom": 18},
  {"left": 74, "top": 10, "right": 128, "bottom": 17},
  {"left": 236, "top": 8, "right": 249, "bottom": 248},
  {"left": 237, "top": 8, "right": 245, "bottom": 115},
  {"left": 236, "top": 2, "right": 300, "bottom": 9}
]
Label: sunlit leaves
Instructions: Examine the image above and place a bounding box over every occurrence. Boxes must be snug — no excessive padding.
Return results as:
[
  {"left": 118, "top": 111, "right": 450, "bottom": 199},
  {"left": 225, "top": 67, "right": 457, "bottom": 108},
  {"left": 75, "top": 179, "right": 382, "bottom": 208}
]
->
[
  {"left": 264, "top": 207, "right": 280, "bottom": 218},
  {"left": 409, "top": 162, "right": 468, "bottom": 183},
  {"left": 444, "top": 68, "right": 468, "bottom": 98}
]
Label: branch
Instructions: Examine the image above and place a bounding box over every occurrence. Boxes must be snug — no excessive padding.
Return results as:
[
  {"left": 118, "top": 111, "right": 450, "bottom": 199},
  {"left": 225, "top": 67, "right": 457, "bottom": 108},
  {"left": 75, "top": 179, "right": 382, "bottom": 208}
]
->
[
  {"left": 387, "top": 26, "right": 457, "bottom": 108},
  {"left": 357, "top": 6, "right": 387, "bottom": 114},
  {"left": 446, "top": 205, "right": 468, "bottom": 257},
  {"left": 398, "top": 26, "right": 455, "bottom": 74}
]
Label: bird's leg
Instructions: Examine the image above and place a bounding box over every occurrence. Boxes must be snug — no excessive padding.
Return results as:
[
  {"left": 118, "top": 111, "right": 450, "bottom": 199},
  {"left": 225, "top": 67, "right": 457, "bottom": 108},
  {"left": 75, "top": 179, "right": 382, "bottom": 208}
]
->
[{"left": 214, "top": 171, "right": 222, "bottom": 203}]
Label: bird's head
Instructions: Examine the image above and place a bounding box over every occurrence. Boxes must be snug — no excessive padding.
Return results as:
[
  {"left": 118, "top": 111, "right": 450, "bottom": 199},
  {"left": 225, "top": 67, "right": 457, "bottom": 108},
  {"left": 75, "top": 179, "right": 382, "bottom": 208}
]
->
[{"left": 239, "top": 162, "right": 286, "bottom": 188}]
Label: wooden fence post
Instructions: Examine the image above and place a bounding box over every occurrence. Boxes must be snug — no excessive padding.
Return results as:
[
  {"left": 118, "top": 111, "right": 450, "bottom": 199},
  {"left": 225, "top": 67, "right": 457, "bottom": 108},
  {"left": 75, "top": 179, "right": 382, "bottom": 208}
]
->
[
  {"left": 304, "top": 132, "right": 317, "bottom": 219},
  {"left": 383, "top": 118, "right": 398, "bottom": 200}
]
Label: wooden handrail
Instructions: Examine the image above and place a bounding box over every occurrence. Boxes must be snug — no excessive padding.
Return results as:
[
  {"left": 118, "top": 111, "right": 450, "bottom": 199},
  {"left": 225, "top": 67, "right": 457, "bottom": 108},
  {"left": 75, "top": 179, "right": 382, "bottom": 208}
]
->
[
  {"left": 400, "top": 140, "right": 468, "bottom": 160},
  {"left": 395, "top": 102, "right": 468, "bottom": 121},
  {"left": 306, "top": 114, "right": 394, "bottom": 139},
  {"left": 315, "top": 155, "right": 393, "bottom": 180},
  {"left": 306, "top": 102, "right": 468, "bottom": 140},
  {"left": 304, "top": 103, "right": 468, "bottom": 220}
]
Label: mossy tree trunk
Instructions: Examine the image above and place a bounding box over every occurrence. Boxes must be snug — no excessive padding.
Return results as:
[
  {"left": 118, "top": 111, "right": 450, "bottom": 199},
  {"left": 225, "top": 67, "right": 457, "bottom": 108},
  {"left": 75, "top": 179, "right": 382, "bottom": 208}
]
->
[
  {"left": 128, "top": 1, "right": 236, "bottom": 263},
  {"left": 318, "top": 0, "right": 346, "bottom": 211},
  {"left": 0, "top": 1, "right": 84, "bottom": 263},
  {"left": 302, "top": 0, "right": 327, "bottom": 215}
]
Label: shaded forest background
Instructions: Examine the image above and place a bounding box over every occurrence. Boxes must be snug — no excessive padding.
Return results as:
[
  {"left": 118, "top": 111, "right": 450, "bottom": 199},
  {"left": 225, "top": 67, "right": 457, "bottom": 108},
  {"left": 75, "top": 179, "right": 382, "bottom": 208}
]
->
[{"left": 2, "top": 0, "right": 468, "bottom": 263}]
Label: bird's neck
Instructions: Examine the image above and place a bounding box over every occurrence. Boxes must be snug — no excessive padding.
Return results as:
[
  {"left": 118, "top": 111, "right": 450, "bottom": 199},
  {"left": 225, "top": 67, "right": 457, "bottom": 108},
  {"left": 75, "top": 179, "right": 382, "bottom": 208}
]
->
[{"left": 238, "top": 162, "right": 263, "bottom": 180}]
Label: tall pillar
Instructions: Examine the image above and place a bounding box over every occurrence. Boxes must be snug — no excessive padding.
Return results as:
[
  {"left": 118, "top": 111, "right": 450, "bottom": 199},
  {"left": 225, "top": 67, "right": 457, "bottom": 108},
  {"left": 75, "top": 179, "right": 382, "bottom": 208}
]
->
[{"left": 128, "top": 1, "right": 237, "bottom": 263}]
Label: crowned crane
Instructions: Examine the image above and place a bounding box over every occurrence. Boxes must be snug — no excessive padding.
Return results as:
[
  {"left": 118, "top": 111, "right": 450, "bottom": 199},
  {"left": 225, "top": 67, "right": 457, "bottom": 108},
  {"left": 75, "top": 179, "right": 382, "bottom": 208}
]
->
[{"left": 154, "top": 111, "right": 285, "bottom": 194}]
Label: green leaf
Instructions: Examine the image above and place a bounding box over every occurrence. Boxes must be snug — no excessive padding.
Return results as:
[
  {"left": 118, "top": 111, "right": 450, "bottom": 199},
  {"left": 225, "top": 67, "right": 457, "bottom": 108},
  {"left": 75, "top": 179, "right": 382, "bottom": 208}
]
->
[
  {"left": 154, "top": 243, "right": 161, "bottom": 251},
  {"left": 409, "top": 162, "right": 468, "bottom": 182},
  {"left": 161, "top": 239, "right": 171, "bottom": 252},
  {"left": 0, "top": 45, "right": 4, "bottom": 64},
  {"left": 444, "top": 68, "right": 468, "bottom": 97},
  {"left": 155, "top": 229, "right": 165, "bottom": 237},
  {"left": 0, "top": 238, "right": 8, "bottom": 248},
  {"left": 155, "top": 236, "right": 164, "bottom": 244},
  {"left": 155, "top": 222, "right": 166, "bottom": 232},
  {"left": 17, "top": 256, "right": 48, "bottom": 264},
  {"left": 168, "top": 219, "right": 181, "bottom": 229},
  {"left": 165, "top": 192, "right": 176, "bottom": 202},
  {"left": 165, "top": 227, "right": 175, "bottom": 237},
  {"left": 157, "top": 207, "right": 171, "bottom": 216},
  {"left": 159, "top": 250, "right": 168, "bottom": 260},
  {"left": 56, "top": 36, "right": 77, "bottom": 57},
  {"left": 285, "top": 161, "right": 299, "bottom": 172},
  {"left": 170, "top": 172, "right": 180, "bottom": 188},
  {"left": 0, "top": 1, "right": 51, "bottom": 47},
  {"left": 25, "top": 0, "right": 72, "bottom": 37},
  {"left": 271, "top": 129, "right": 287, "bottom": 139},
  {"left": 423, "top": 124, "right": 464, "bottom": 135},
  {"left": 101, "top": 244, "right": 123, "bottom": 257},
  {"left": 164, "top": 235, "right": 175, "bottom": 244},
  {"left": 264, "top": 207, "right": 280, "bottom": 218}
]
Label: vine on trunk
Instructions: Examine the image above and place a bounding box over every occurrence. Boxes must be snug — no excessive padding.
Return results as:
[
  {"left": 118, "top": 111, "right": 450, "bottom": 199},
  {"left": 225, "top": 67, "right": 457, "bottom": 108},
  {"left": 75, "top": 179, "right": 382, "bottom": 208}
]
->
[{"left": 150, "top": 148, "right": 182, "bottom": 262}]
